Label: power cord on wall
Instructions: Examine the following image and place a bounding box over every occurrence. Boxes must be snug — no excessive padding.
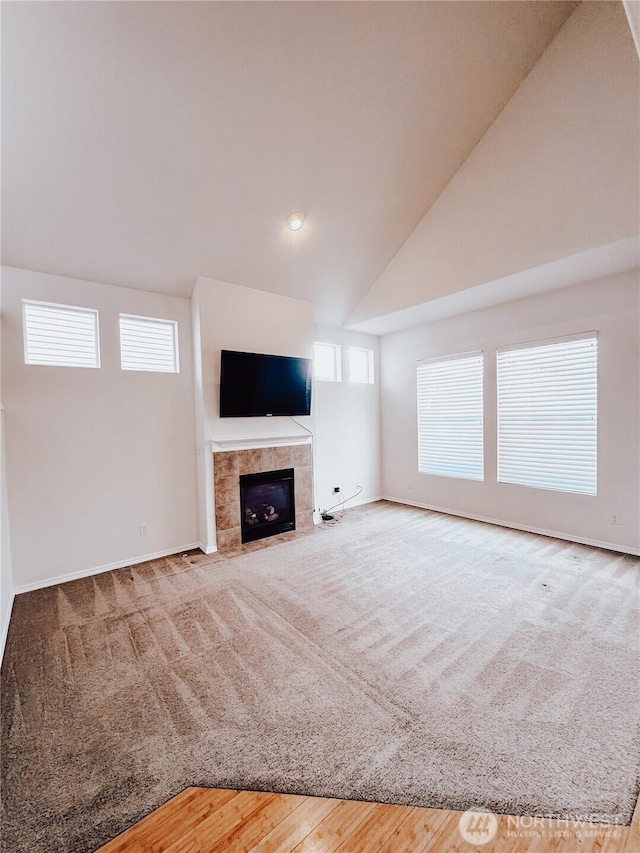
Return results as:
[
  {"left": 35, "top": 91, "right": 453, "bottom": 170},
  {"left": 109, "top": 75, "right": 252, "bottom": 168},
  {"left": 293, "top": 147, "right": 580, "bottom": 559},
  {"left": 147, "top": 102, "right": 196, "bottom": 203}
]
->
[
  {"left": 289, "top": 415, "right": 314, "bottom": 435},
  {"left": 321, "top": 485, "right": 363, "bottom": 524}
]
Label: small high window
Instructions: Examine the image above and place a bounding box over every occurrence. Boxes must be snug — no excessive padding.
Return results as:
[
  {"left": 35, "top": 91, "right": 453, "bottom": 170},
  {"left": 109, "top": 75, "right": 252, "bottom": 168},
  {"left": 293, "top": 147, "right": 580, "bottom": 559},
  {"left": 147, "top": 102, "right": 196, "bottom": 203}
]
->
[
  {"left": 348, "top": 347, "right": 374, "bottom": 384},
  {"left": 119, "top": 314, "right": 179, "bottom": 373},
  {"left": 314, "top": 342, "right": 341, "bottom": 382},
  {"left": 23, "top": 299, "right": 100, "bottom": 368}
]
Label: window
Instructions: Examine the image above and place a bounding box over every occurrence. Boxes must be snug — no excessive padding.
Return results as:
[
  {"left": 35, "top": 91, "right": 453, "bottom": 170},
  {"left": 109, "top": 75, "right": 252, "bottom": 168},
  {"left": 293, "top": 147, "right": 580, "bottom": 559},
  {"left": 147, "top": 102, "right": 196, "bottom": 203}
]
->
[
  {"left": 314, "top": 342, "right": 341, "bottom": 382},
  {"left": 497, "top": 334, "right": 597, "bottom": 495},
  {"left": 119, "top": 314, "right": 179, "bottom": 372},
  {"left": 417, "top": 352, "right": 484, "bottom": 481},
  {"left": 348, "top": 347, "right": 374, "bottom": 384},
  {"left": 23, "top": 300, "right": 100, "bottom": 368}
]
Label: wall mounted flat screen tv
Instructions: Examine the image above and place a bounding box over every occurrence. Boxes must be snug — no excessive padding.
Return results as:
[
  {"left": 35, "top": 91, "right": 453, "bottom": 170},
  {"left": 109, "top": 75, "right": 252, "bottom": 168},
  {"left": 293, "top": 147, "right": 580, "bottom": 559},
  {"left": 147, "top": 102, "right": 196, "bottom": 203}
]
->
[{"left": 219, "top": 349, "right": 313, "bottom": 417}]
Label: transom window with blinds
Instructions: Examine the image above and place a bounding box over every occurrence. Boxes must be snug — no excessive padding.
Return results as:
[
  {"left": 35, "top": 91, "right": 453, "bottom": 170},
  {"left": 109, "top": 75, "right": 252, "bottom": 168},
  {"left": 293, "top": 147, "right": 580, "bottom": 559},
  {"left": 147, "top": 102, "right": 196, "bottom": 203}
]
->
[
  {"left": 119, "top": 314, "right": 179, "bottom": 373},
  {"left": 497, "top": 334, "right": 598, "bottom": 495},
  {"left": 417, "top": 352, "right": 484, "bottom": 481},
  {"left": 23, "top": 299, "right": 100, "bottom": 368}
]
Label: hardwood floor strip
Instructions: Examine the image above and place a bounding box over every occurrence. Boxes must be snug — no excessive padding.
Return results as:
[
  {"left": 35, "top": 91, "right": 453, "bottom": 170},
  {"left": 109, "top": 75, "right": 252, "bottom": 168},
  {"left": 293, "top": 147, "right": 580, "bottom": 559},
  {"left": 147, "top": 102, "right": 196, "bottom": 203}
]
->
[
  {"left": 162, "top": 790, "right": 277, "bottom": 853},
  {"left": 247, "top": 794, "right": 342, "bottom": 852},
  {"left": 97, "top": 788, "right": 236, "bottom": 853},
  {"left": 377, "top": 806, "right": 450, "bottom": 853},
  {"left": 334, "top": 801, "right": 414, "bottom": 851},
  {"left": 206, "top": 793, "right": 307, "bottom": 853},
  {"left": 622, "top": 793, "right": 640, "bottom": 853},
  {"left": 291, "top": 798, "right": 377, "bottom": 853},
  {"left": 139, "top": 788, "right": 240, "bottom": 852},
  {"left": 96, "top": 787, "right": 637, "bottom": 853}
]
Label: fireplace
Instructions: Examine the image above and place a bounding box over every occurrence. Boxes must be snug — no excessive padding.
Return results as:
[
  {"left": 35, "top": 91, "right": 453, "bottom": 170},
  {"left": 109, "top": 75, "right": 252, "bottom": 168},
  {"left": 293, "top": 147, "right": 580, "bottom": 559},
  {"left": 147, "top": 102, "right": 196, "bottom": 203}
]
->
[
  {"left": 239, "top": 468, "right": 295, "bottom": 544},
  {"left": 212, "top": 444, "right": 313, "bottom": 552}
]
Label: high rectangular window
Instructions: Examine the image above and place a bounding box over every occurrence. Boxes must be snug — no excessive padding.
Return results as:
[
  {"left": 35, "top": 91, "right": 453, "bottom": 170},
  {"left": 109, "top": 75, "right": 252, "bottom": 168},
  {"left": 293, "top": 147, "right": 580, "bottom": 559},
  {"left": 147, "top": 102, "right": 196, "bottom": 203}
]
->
[
  {"left": 314, "top": 342, "right": 341, "bottom": 382},
  {"left": 348, "top": 347, "right": 374, "bottom": 384},
  {"left": 417, "top": 352, "right": 484, "bottom": 481},
  {"left": 23, "top": 299, "right": 100, "bottom": 368},
  {"left": 119, "top": 314, "right": 179, "bottom": 372},
  {"left": 497, "top": 334, "right": 597, "bottom": 495}
]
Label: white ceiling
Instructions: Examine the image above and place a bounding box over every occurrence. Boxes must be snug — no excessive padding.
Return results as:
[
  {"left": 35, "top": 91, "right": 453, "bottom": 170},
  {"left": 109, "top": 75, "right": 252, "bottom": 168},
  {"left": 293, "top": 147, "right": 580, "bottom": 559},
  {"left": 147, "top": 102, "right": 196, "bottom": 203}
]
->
[
  {"left": 1, "top": 0, "right": 577, "bottom": 326},
  {"left": 347, "top": 1, "right": 640, "bottom": 332}
]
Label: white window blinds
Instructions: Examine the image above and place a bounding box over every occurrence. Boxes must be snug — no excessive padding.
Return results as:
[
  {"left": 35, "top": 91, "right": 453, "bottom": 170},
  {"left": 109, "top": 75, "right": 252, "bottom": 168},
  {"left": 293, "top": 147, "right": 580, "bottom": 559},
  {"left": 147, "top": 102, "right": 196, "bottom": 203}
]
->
[
  {"left": 497, "top": 335, "right": 597, "bottom": 495},
  {"left": 119, "top": 314, "right": 179, "bottom": 372},
  {"left": 23, "top": 300, "right": 100, "bottom": 368},
  {"left": 417, "top": 352, "right": 484, "bottom": 481}
]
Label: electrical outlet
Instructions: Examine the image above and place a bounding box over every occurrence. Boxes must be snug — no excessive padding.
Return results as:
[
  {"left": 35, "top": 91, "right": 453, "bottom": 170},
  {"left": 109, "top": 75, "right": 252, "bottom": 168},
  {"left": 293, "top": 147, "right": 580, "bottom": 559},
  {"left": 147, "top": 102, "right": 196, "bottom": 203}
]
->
[
  {"left": 610, "top": 515, "right": 621, "bottom": 525},
  {"left": 334, "top": 486, "right": 340, "bottom": 493},
  {"left": 139, "top": 523, "right": 149, "bottom": 536}
]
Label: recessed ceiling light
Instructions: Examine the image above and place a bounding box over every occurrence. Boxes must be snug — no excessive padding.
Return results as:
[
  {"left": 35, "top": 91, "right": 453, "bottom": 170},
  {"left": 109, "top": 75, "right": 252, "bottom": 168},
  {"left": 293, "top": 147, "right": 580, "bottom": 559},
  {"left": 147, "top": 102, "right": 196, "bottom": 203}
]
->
[{"left": 286, "top": 211, "right": 304, "bottom": 232}]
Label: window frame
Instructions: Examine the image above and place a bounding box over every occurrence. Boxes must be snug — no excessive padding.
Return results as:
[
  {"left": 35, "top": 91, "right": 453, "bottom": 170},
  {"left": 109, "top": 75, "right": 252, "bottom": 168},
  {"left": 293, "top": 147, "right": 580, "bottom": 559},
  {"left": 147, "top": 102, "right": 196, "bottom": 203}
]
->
[
  {"left": 348, "top": 346, "right": 375, "bottom": 384},
  {"left": 496, "top": 331, "right": 599, "bottom": 497},
  {"left": 313, "top": 341, "right": 342, "bottom": 382},
  {"left": 22, "top": 299, "right": 101, "bottom": 369},
  {"left": 119, "top": 313, "right": 180, "bottom": 373},
  {"left": 416, "top": 350, "right": 484, "bottom": 482}
]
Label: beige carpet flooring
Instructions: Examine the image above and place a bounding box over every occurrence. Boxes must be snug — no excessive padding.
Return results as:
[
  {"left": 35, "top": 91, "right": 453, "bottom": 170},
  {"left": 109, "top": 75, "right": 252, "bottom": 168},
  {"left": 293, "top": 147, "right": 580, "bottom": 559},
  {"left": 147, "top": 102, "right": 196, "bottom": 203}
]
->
[{"left": 1, "top": 501, "right": 639, "bottom": 853}]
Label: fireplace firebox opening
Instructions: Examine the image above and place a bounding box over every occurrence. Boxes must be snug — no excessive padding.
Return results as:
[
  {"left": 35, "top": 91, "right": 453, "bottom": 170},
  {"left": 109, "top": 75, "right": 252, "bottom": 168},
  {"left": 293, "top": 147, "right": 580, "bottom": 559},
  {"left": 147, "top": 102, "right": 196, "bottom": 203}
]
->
[{"left": 239, "top": 468, "right": 295, "bottom": 544}]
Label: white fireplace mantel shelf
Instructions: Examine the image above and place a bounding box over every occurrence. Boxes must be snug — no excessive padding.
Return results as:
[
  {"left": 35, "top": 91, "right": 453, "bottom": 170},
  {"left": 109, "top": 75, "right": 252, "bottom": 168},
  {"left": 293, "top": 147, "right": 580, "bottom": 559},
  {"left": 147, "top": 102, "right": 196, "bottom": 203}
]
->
[{"left": 210, "top": 434, "right": 312, "bottom": 453}]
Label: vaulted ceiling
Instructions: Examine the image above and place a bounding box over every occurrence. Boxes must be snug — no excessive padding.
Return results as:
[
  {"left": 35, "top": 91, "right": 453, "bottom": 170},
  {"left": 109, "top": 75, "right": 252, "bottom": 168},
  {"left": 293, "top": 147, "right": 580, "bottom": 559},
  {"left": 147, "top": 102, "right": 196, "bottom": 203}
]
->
[
  {"left": 347, "top": 0, "right": 640, "bottom": 333},
  {"left": 1, "top": 0, "right": 582, "bottom": 326}
]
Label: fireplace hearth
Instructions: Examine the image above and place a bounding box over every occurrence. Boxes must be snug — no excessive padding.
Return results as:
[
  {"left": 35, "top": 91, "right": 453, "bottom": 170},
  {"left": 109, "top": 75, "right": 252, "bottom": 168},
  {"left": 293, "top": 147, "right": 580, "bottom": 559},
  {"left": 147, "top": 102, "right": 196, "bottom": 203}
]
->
[{"left": 239, "top": 468, "right": 295, "bottom": 543}]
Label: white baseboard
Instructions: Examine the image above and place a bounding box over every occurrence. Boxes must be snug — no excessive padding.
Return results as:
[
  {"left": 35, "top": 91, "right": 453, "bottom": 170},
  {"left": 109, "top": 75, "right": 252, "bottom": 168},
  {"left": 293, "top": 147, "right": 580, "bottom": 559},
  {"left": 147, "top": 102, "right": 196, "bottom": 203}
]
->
[
  {"left": 382, "top": 496, "right": 640, "bottom": 557},
  {"left": 1, "top": 590, "right": 15, "bottom": 663},
  {"left": 350, "top": 495, "right": 383, "bottom": 509},
  {"left": 198, "top": 542, "right": 218, "bottom": 555},
  {"left": 13, "top": 543, "right": 201, "bottom": 594}
]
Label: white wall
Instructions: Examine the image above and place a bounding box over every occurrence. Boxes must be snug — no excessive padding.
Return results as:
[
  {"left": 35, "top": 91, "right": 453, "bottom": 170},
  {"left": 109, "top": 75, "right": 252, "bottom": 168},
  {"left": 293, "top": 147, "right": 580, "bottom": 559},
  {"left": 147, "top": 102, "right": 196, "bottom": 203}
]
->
[
  {"left": 191, "top": 277, "right": 383, "bottom": 548},
  {"left": 623, "top": 0, "right": 640, "bottom": 57},
  {"left": 381, "top": 273, "right": 640, "bottom": 554},
  {"left": 0, "top": 298, "right": 14, "bottom": 659},
  {"left": 1, "top": 404, "right": 15, "bottom": 659},
  {"left": 192, "top": 276, "right": 316, "bottom": 551},
  {"left": 314, "top": 326, "right": 381, "bottom": 514},
  {"left": 193, "top": 276, "right": 316, "bottom": 443},
  {"left": 1, "top": 267, "right": 199, "bottom": 588}
]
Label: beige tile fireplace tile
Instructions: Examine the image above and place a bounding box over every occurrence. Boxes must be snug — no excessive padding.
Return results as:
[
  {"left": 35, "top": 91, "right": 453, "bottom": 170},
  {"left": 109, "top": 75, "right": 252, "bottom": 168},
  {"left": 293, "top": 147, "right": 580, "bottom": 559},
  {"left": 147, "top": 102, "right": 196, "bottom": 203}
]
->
[
  {"left": 259, "top": 447, "right": 275, "bottom": 472},
  {"left": 214, "top": 451, "right": 238, "bottom": 481},
  {"left": 216, "top": 527, "right": 241, "bottom": 552},
  {"left": 292, "top": 443, "right": 312, "bottom": 467},
  {"left": 294, "top": 466, "right": 314, "bottom": 511},
  {"left": 215, "top": 493, "right": 240, "bottom": 531},
  {"left": 241, "top": 538, "right": 270, "bottom": 553},
  {"left": 272, "top": 445, "right": 294, "bottom": 469},
  {"left": 215, "top": 473, "right": 239, "bottom": 503},
  {"left": 238, "top": 449, "right": 263, "bottom": 475},
  {"left": 296, "top": 510, "right": 315, "bottom": 530},
  {"left": 215, "top": 475, "right": 239, "bottom": 526}
]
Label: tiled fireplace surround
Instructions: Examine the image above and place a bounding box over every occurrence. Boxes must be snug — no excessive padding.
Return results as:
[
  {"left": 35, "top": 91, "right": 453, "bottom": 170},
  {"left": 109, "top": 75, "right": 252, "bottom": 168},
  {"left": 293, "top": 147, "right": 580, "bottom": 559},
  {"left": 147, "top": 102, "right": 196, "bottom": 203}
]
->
[{"left": 213, "top": 443, "right": 314, "bottom": 551}]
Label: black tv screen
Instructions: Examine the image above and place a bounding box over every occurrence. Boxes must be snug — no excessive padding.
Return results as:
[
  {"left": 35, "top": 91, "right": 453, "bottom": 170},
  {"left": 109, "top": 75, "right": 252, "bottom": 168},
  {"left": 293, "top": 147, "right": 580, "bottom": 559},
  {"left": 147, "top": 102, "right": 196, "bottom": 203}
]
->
[{"left": 219, "top": 350, "right": 313, "bottom": 417}]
